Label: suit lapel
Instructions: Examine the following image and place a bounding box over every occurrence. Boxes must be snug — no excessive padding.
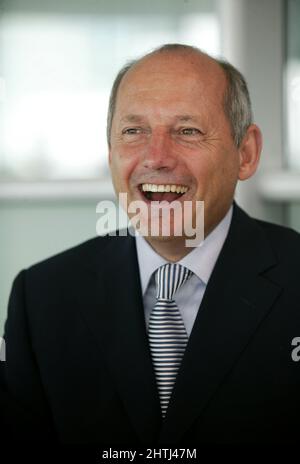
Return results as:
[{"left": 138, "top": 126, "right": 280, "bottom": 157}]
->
[
  {"left": 79, "top": 233, "right": 161, "bottom": 443},
  {"left": 159, "top": 205, "right": 283, "bottom": 443}
]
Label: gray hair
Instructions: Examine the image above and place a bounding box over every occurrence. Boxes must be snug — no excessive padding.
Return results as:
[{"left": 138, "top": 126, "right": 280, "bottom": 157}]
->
[{"left": 106, "top": 44, "right": 253, "bottom": 147}]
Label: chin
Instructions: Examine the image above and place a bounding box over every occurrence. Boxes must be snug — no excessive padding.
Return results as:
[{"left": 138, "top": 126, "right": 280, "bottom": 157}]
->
[{"left": 139, "top": 223, "right": 190, "bottom": 242}]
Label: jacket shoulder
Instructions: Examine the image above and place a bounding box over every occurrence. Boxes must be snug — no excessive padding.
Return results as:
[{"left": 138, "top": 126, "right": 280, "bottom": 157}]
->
[
  {"left": 255, "top": 217, "right": 300, "bottom": 243},
  {"left": 253, "top": 217, "right": 300, "bottom": 262},
  {"left": 26, "top": 231, "right": 132, "bottom": 278}
]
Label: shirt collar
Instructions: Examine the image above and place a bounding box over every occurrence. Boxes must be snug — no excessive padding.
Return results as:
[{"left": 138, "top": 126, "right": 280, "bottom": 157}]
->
[{"left": 135, "top": 205, "right": 233, "bottom": 295}]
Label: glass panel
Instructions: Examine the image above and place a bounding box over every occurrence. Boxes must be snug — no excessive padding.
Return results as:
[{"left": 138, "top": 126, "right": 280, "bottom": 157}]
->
[
  {"left": 286, "top": 0, "right": 300, "bottom": 233},
  {"left": 0, "top": 0, "right": 220, "bottom": 181},
  {"left": 286, "top": 0, "right": 300, "bottom": 168}
]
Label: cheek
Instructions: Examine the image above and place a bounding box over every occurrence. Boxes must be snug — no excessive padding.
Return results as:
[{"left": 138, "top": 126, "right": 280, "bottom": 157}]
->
[
  {"left": 110, "top": 149, "right": 137, "bottom": 185},
  {"left": 192, "top": 150, "right": 238, "bottom": 194},
  {"left": 214, "top": 155, "right": 240, "bottom": 197},
  {"left": 187, "top": 156, "right": 217, "bottom": 187}
]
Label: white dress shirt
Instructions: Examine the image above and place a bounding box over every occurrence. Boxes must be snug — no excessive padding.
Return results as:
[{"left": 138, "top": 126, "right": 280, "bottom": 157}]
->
[{"left": 135, "top": 206, "right": 233, "bottom": 336}]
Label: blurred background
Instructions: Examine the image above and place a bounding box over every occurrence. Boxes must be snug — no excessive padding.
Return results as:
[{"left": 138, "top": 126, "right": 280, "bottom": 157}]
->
[{"left": 0, "top": 0, "right": 299, "bottom": 333}]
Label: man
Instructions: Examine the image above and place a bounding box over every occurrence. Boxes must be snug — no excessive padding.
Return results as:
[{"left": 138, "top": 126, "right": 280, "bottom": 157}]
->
[{"left": 1, "top": 44, "right": 300, "bottom": 445}]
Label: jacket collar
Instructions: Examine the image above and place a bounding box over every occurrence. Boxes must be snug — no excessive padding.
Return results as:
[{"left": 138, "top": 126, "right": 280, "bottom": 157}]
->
[
  {"left": 159, "top": 204, "right": 282, "bottom": 442},
  {"left": 79, "top": 233, "right": 162, "bottom": 444}
]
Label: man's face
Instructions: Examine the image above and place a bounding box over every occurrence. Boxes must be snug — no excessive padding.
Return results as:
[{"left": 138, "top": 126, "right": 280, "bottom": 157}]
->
[{"left": 109, "top": 52, "right": 242, "bottom": 240}]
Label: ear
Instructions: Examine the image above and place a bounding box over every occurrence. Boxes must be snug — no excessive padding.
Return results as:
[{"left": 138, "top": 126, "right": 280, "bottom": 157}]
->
[{"left": 238, "top": 124, "right": 262, "bottom": 181}]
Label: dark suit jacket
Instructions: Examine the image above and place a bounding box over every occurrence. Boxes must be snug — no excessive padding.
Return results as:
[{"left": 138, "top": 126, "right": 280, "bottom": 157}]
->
[{"left": 1, "top": 204, "right": 300, "bottom": 444}]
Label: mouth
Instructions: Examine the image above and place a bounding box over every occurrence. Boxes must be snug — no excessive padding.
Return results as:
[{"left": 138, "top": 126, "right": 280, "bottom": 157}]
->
[{"left": 138, "top": 183, "right": 189, "bottom": 203}]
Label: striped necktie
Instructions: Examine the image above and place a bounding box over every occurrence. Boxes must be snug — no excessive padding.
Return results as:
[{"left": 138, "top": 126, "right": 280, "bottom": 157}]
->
[{"left": 148, "top": 263, "right": 193, "bottom": 417}]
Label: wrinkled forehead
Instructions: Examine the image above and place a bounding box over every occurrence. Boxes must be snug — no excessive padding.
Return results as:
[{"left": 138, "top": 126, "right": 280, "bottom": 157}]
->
[{"left": 117, "top": 51, "right": 227, "bottom": 106}]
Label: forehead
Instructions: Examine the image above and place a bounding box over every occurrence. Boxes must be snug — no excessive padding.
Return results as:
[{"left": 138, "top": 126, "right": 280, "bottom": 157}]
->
[{"left": 115, "top": 52, "right": 227, "bottom": 114}]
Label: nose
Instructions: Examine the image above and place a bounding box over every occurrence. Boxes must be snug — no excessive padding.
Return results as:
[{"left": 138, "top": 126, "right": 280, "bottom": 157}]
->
[{"left": 142, "top": 129, "right": 177, "bottom": 170}]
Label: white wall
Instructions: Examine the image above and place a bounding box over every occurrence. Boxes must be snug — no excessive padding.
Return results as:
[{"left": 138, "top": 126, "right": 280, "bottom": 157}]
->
[{"left": 219, "top": 0, "right": 285, "bottom": 224}]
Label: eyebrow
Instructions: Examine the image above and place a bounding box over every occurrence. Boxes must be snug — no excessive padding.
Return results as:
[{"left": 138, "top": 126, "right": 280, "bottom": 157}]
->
[
  {"left": 174, "top": 115, "right": 200, "bottom": 123},
  {"left": 120, "top": 114, "right": 201, "bottom": 124},
  {"left": 120, "top": 115, "right": 145, "bottom": 124}
]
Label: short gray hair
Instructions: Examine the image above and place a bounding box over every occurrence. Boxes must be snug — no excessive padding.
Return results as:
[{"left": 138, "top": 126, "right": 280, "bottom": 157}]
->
[{"left": 106, "top": 44, "right": 253, "bottom": 147}]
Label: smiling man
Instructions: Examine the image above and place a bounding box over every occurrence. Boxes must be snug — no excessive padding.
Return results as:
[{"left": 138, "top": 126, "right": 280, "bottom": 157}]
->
[
  {"left": 108, "top": 46, "right": 261, "bottom": 260},
  {"left": 1, "top": 44, "right": 300, "bottom": 445}
]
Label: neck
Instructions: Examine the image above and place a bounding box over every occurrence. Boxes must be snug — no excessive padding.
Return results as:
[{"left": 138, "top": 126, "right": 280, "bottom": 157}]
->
[
  {"left": 144, "top": 236, "right": 196, "bottom": 262},
  {"left": 142, "top": 213, "right": 227, "bottom": 261}
]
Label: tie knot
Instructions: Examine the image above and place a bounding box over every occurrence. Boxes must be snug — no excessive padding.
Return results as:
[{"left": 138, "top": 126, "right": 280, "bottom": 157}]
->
[{"left": 155, "top": 263, "right": 193, "bottom": 301}]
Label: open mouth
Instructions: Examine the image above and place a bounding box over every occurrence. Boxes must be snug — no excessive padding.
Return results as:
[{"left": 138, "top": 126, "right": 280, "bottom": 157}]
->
[{"left": 139, "top": 183, "right": 189, "bottom": 202}]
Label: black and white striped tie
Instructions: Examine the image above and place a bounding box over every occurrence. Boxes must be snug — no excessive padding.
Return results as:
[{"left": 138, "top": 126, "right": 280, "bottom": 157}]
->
[{"left": 148, "top": 263, "right": 193, "bottom": 417}]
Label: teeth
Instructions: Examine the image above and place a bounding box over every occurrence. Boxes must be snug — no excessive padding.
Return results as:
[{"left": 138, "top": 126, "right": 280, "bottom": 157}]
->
[{"left": 141, "top": 183, "right": 188, "bottom": 194}]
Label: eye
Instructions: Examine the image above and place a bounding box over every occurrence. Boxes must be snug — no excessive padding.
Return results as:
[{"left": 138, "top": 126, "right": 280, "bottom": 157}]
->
[
  {"left": 122, "top": 127, "right": 143, "bottom": 135},
  {"left": 179, "top": 127, "right": 201, "bottom": 136}
]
